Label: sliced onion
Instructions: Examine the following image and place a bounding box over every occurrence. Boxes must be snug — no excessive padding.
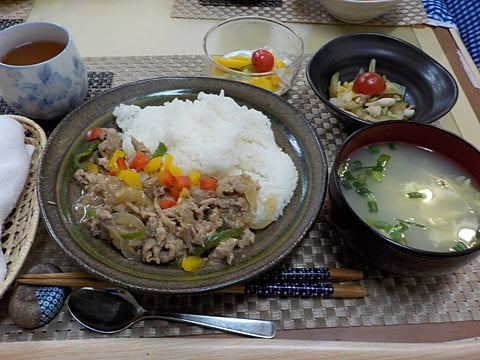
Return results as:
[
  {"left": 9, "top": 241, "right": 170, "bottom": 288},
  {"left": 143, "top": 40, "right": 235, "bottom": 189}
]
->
[
  {"left": 107, "top": 212, "right": 146, "bottom": 261},
  {"left": 112, "top": 212, "right": 146, "bottom": 233},
  {"left": 248, "top": 195, "right": 278, "bottom": 230},
  {"left": 243, "top": 176, "right": 258, "bottom": 214},
  {"left": 104, "top": 180, "right": 151, "bottom": 207}
]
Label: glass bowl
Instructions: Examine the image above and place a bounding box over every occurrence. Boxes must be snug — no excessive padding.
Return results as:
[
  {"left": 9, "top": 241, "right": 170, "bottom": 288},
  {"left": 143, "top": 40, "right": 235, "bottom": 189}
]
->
[{"left": 203, "top": 16, "right": 304, "bottom": 95}]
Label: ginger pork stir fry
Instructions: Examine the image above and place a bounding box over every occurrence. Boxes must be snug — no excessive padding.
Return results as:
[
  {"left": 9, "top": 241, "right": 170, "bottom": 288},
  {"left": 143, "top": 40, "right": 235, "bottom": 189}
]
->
[{"left": 74, "top": 127, "right": 258, "bottom": 272}]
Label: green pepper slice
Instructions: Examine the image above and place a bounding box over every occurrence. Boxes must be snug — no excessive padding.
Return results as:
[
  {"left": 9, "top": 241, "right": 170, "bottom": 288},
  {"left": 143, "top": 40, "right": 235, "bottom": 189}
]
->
[
  {"left": 73, "top": 140, "right": 101, "bottom": 170},
  {"left": 192, "top": 228, "right": 243, "bottom": 257}
]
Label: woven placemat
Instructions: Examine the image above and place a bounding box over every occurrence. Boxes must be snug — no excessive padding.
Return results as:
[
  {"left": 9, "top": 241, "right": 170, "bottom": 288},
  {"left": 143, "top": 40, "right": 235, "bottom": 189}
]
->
[
  {"left": 0, "top": 55, "right": 479, "bottom": 342},
  {"left": 171, "top": 0, "right": 428, "bottom": 26},
  {"left": 0, "top": 0, "right": 34, "bottom": 19}
]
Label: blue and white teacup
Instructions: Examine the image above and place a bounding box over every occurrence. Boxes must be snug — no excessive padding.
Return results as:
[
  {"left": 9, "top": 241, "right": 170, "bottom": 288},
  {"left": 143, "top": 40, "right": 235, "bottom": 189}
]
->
[{"left": 0, "top": 22, "right": 88, "bottom": 121}]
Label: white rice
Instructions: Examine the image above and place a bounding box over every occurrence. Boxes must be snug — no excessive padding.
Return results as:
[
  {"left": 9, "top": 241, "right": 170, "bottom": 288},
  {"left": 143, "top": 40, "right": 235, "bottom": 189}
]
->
[{"left": 113, "top": 91, "right": 298, "bottom": 225}]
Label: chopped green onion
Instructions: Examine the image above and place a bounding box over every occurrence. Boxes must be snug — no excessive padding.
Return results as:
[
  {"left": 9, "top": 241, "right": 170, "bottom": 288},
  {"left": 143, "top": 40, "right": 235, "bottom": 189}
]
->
[
  {"left": 392, "top": 221, "right": 409, "bottom": 233},
  {"left": 366, "top": 218, "right": 393, "bottom": 233},
  {"left": 351, "top": 160, "right": 364, "bottom": 170},
  {"left": 451, "top": 241, "right": 468, "bottom": 252},
  {"left": 338, "top": 162, "right": 355, "bottom": 189},
  {"left": 338, "top": 162, "right": 349, "bottom": 177},
  {"left": 338, "top": 150, "right": 393, "bottom": 213},
  {"left": 367, "top": 218, "right": 418, "bottom": 246},
  {"left": 375, "top": 153, "right": 391, "bottom": 171},
  {"left": 366, "top": 195, "right": 378, "bottom": 213},
  {"left": 394, "top": 218, "right": 427, "bottom": 229},
  {"left": 354, "top": 184, "right": 369, "bottom": 196},
  {"left": 356, "top": 186, "right": 377, "bottom": 213},
  {"left": 368, "top": 145, "right": 380, "bottom": 154},
  {"left": 390, "top": 230, "right": 408, "bottom": 246},
  {"left": 341, "top": 180, "right": 353, "bottom": 190},
  {"left": 406, "top": 191, "right": 427, "bottom": 199},
  {"left": 343, "top": 171, "right": 355, "bottom": 182},
  {"left": 368, "top": 169, "right": 384, "bottom": 182},
  {"left": 352, "top": 179, "right": 367, "bottom": 189}
]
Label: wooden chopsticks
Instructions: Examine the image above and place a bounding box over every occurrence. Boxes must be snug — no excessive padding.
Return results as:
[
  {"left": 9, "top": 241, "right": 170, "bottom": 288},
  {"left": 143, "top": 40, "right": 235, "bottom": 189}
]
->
[
  {"left": 221, "top": 283, "right": 367, "bottom": 298},
  {"left": 16, "top": 267, "right": 367, "bottom": 298},
  {"left": 16, "top": 272, "right": 113, "bottom": 289}
]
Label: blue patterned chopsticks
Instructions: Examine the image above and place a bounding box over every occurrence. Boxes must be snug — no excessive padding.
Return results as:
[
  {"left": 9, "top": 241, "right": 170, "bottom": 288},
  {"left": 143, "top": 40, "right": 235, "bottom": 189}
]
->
[
  {"left": 254, "top": 267, "right": 363, "bottom": 282},
  {"left": 223, "top": 267, "right": 367, "bottom": 298},
  {"left": 245, "top": 282, "right": 336, "bottom": 297}
]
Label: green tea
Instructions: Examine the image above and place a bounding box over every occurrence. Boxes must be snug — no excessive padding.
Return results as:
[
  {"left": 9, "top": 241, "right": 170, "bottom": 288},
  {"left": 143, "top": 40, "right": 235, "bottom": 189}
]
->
[
  {"left": 339, "top": 141, "right": 480, "bottom": 252},
  {"left": 1, "top": 41, "right": 65, "bottom": 66}
]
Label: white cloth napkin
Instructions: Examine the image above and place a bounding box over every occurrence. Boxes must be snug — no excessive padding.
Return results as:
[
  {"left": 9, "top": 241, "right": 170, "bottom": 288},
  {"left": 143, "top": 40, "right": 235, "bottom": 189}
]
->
[{"left": 0, "top": 116, "right": 34, "bottom": 282}]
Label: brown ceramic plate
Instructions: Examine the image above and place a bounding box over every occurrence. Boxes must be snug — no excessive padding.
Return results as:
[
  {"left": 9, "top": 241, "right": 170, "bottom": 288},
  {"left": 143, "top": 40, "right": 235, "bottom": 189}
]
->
[{"left": 38, "top": 77, "right": 328, "bottom": 295}]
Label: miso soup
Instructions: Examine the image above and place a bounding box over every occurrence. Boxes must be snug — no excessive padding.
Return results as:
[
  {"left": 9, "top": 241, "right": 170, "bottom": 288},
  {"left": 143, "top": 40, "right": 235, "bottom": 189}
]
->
[{"left": 338, "top": 141, "right": 480, "bottom": 252}]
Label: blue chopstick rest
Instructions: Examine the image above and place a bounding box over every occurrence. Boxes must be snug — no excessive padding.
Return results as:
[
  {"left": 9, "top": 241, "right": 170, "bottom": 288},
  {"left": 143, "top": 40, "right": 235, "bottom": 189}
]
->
[
  {"left": 245, "top": 282, "right": 335, "bottom": 297},
  {"left": 36, "top": 286, "right": 66, "bottom": 326},
  {"left": 8, "top": 263, "right": 67, "bottom": 329}
]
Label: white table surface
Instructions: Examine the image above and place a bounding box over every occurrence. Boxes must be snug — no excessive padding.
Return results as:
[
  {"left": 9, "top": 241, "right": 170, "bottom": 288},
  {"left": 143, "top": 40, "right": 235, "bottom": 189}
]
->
[{"left": 28, "top": 0, "right": 419, "bottom": 57}]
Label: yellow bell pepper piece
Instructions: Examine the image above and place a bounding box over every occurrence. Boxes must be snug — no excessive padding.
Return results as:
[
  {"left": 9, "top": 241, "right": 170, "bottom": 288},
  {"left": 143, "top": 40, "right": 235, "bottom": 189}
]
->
[
  {"left": 274, "top": 58, "right": 287, "bottom": 69},
  {"left": 189, "top": 169, "right": 201, "bottom": 185},
  {"left": 143, "top": 156, "right": 162, "bottom": 174},
  {"left": 270, "top": 73, "right": 283, "bottom": 87},
  {"left": 169, "top": 165, "right": 183, "bottom": 177},
  {"left": 247, "top": 76, "right": 279, "bottom": 92},
  {"left": 181, "top": 256, "right": 204, "bottom": 272},
  {"left": 178, "top": 188, "right": 190, "bottom": 201},
  {"left": 109, "top": 149, "right": 126, "bottom": 172},
  {"left": 85, "top": 161, "right": 99, "bottom": 174},
  {"left": 162, "top": 153, "right": 173, "bottom": 171},
  {"left": 212, "top": 55, "right": 251, "bottom": 69},
  {"left": 118, "top": 169, "right": 142, "bottom": 190},
  {"left": 161, "top": 153, "right": 182, "bottom": 175}
]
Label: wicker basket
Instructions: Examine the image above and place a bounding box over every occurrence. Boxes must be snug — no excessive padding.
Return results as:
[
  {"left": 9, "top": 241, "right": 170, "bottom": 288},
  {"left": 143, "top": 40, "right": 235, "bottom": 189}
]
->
[{"left": 0, "top": 115, "right": 47, "bottom": 299}]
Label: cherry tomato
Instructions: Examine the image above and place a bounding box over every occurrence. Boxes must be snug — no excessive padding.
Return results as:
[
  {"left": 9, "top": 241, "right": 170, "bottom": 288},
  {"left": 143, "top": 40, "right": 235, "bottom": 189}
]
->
[
  {"left": 251, "top": 49, "right": 275, "bottom": 73},
  {"left": 353, "top": 72, "right": 386, "bottom": 95}
]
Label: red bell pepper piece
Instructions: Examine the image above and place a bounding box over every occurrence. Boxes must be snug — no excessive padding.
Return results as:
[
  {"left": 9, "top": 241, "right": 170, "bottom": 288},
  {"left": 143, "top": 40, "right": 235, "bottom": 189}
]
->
[
  {"left": 159, "top": 170, "right": 176, "bottom": 187},
  {"left": 175, "top": 175, "right": 191, "bottom": 190},
  {"left": 116, "top": 157, "right": 128, "bottom": 171},
  {"left": 85, "top": 127, "right": 103, "bottom": 141},
  {"left": 169, "top": 187, "right": 181, "bottom": 201},
  {"left": 200, "top": 177, "right": 217, "bottom": 190},
  {"left": 159, "top": 199, "right": 177, "bottom": 209},
  {"left": 129, "top": 151, "right": 149, "bottom": 172}
]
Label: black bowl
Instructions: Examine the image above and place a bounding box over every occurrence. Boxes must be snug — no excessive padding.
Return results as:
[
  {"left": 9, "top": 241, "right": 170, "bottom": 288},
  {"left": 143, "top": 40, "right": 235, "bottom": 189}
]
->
[
  {"left": 329, "top": 121, "right": 480, "bottom": 276},
  {"left": 306, "top": 33, "right": 459, "bottom": 132}
]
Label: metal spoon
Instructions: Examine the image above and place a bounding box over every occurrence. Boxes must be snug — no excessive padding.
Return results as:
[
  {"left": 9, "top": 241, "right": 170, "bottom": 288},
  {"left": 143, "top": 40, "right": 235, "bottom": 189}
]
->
[{"left": 67, "top": 287, "right": 276, "bottom": 338}]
